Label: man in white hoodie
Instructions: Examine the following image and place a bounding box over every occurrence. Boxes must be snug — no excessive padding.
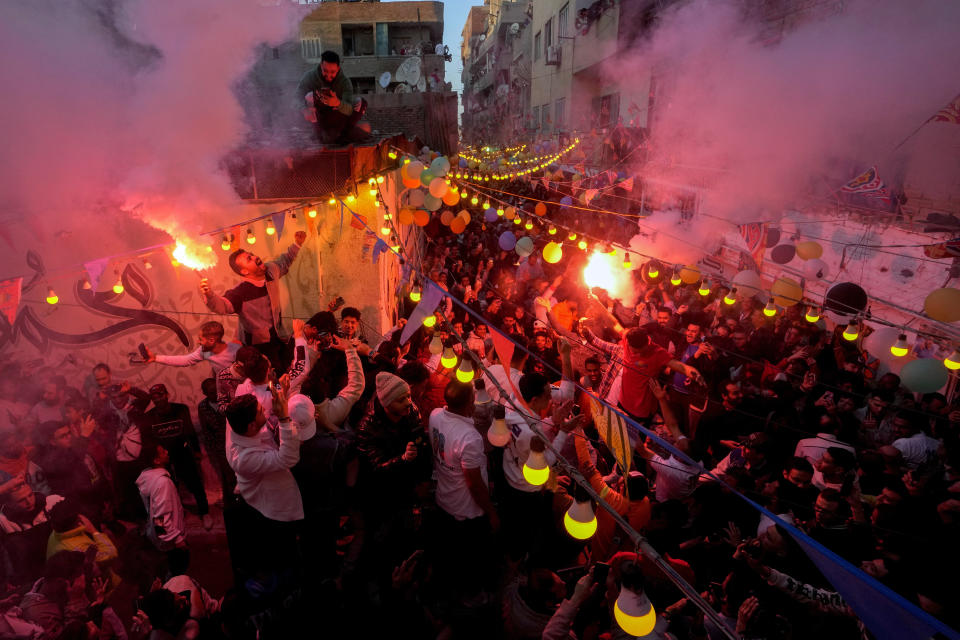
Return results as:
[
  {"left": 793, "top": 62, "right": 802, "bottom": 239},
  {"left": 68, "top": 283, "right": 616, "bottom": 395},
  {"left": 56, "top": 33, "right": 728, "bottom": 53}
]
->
[
  {"left": 136, "top": 441, "right": 187, "bottom": 553},
  {"left": 224, "top": 384, "right": 302, "bottom": 578}
]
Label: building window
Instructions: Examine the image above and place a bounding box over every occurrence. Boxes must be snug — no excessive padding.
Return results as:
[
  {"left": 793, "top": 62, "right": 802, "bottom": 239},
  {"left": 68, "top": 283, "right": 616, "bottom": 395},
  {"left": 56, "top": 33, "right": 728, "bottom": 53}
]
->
[
  {"left": 532, "top": 105, "right": 540, "bottom": 128},
  {"left": 300, "top": 37, "right": 323, "bottom": 60},
  {"left": 534, "top": 31, "right": 541, "bottom": 60},
  {"left": 542, "top": 105, "right": 550, "bottom": 130},
  {"left": 555, "top": 98, "right": 565, "bottom": 127},
  {"left": 545, "top": 18, "right": 553, "bottom": 48},
  {"left": 341, "top": 25, "right": 375, "bottom": 56},
  {"left": 559, "top": 3, "right": 569, "bottom": 37}
]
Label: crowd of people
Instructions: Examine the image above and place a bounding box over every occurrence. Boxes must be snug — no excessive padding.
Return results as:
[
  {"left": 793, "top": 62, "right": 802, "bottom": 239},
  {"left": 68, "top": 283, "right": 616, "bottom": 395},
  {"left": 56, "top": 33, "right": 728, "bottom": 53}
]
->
[{"left": 0, "top": 177, "right": 958, "bottom": 640}]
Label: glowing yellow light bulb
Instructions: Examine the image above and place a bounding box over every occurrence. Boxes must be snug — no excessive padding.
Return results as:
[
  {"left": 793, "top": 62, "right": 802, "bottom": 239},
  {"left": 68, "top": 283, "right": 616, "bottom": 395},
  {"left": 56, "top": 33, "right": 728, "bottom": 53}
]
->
[
  {"left": 266, "top": 221, "right": 276, "bottom": 235},
  {"left": 623, "top": 253, "right": 632, "bottom": 269},
  {"left": 483, "top": 201, "right": 491, "bottom": 210},
  {"left": 429, "top": 335, "right": 443, "bottom": 355},
  {"left": 456, "top": 358, "right": 474, "bottom": 382},
  {"left": 346, "top": 195, "right": 356, "bottom": 203},
  {"left": 525, "top": 221, "right": 533, "bottom": 230},
  {"left": 564, "top": 499, "right": 598, "bottom": 540},
  {"left": 423, "top": 314, "right": 437, "bottom": 328},
  {"left": 409, "top": 286, "right": 422, "bottom": 302},
  {"left": 577, "top": 240, "right": 587, "bottom": 250},
  {"left": 548, "top": 226, "right": 557, "bottom": 235},
  {"left": 723, "top": 289, "right": 737, "bottom": 305},
  {"left": 568, "top": 232, "right": 577, "bottom": 241},
  {"left": 698, "top": 279, "right": 711, "bottom": 296},
  {"left": 368, "top": 177, "right": 376, "bottom": 186},
  {"left": 763, "top": 300, "right": 777, "bottom": 317},
  {"left": 890, "top": 334, "right": 909, "bottom": 357},
  {"left": 381, "top": 225, "right": 391, "bottom": 235},
  {"left": 513, "top": 217, "right": 521, "bottom": 225},
  {"left": 614, "top": 587, "right": 657, "bottom": 638},
  {"left": 670, "top": 269, "right": 682, "bottom": 286},
  {"left": 647, "top": 264, "right": 659, "bottom": 278},
  {"left": 369, "top": 189, "right": 377, "bottom": 197},
  {"left": 497, "top": 208, "right": 505, "bottom": 216},
  {"left": 944, "top": 348, "right": 960, "bottom": 370},
  {"left": 388, "top": 151, "right": 398, "bottom": 159},
  {"left": 112, "top": 279, "right": 124, "bottom": 295},
  {"left": 471, "top": 196, "right": 479, "bottom": 205},
  {"left": 403, "top": 157, "right": 411, "bottom": 164},
  {"left": 246, "top": 229, "right": 256, "bottom": 245},
  {"left": 45, "top": 288, "right": 58, "bottom": 305},
  {"left": 842, "top": 321, "right": 859, "bottom": 341},
  {"left": 522, "top": 444, "right": 550, "bottom": 486},
  {"left": 440, "top": 347, "right": 458, "bottom": 369},
  {"left": 805, "top": 306, "right": 820, "bottom": 323},
  {"left": 329, "top": 198, "right": 336, "bottom": 206},
  {"left": 221, "top": 235, "right": 231, "bottom": 251}
]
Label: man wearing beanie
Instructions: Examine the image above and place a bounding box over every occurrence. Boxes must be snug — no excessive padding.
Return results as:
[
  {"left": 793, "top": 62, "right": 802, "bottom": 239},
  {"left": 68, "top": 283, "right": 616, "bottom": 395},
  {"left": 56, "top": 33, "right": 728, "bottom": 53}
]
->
[{"left": 356, "top": 371, "right": 431, "bottom": 575}]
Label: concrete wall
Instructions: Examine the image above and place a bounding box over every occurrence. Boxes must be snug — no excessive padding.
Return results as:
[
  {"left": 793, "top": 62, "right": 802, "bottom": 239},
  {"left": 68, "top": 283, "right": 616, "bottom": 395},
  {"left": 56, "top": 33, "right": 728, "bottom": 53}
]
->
[{"left": 364, "top": 92, "right": 459, "bottom": 154}]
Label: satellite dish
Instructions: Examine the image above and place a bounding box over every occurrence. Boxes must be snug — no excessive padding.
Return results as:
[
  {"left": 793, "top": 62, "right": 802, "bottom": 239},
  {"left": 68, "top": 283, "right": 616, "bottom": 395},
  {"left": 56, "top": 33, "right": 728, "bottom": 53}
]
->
[
  {"left": 509, "top": 23, "right": 520, "bottom": 34},
  {"left": 416, "top": 76, "right": 426, "bottom": 92},
  {"left": 378, "top": 71, "right": 391, "bottom": 88},
  {"left": 394, "top": 82, "right": 411, "bottom": 93},
  {"left": 479, "top": 34, "right": 486, "bottom": 42},
  {"left": 434, "top": 43, "right": 445, "bottom": 55},
  {"left": 396, "top": 56, "right": 421, "bottom": 87}
]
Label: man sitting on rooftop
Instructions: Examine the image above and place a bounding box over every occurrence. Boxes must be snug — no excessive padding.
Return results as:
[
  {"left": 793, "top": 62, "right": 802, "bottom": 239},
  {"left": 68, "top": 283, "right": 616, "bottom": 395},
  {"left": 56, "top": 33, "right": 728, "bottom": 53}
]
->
[{"left": 297, "top": 50, "right": 372, "bottom": 145}]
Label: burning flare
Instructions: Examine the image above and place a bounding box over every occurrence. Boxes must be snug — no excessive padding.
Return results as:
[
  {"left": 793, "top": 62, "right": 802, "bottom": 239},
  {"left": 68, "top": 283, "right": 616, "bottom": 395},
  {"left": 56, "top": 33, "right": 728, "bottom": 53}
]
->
[{"left": 172, "top": 238, "right": 217, "bottom": 271}]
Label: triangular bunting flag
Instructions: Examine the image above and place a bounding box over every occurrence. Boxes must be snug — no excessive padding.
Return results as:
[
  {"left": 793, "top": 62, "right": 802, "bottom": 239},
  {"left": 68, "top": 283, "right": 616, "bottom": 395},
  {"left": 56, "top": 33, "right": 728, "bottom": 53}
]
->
[
  {"left": 350, "top": 214, "right": 367, "bottom": 230},
  {"left": 372, "top": 239, "right": 389, "bottom": 263},
  {"left": 620, "top": 177, "right": 634, "bottom": 191},
  {"left": 271, "top": 212, "right": 286, "bottom": 238},
  {"left": 542, "top": 176, "right": 550, "bottom": 191},
  {"left": 0, "top": 278, "right": 22, "bottom": 326},
  {"left": 84, "top": 258, "right": 109, "bottom": 291},
  {"left": 399, "top": 282, "right": 444, "bottom": 345}
]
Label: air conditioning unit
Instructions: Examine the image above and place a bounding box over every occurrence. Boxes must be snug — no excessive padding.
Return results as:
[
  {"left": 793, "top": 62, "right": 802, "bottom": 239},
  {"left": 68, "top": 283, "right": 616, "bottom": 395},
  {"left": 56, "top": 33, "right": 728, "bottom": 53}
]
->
[{"left": 545, "top": 44, "right": 561, "bottom": 66}]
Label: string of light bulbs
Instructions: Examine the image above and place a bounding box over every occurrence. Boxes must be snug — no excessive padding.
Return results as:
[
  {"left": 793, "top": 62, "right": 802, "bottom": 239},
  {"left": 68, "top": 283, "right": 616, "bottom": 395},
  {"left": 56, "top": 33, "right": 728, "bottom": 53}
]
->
[{"left": 446, "top": 181, "right": 960, "bottom": 364}]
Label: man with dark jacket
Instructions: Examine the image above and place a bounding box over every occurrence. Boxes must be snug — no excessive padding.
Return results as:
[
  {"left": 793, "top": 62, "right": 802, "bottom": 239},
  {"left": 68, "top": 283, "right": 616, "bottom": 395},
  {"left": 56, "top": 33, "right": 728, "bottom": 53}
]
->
[
  {"left": 296, "top": 50, "right": 371, "bottom": 144},
  {"left": 355, "top": 373, "right": 431, "bottom": 572},
  {"left": 145, "top": 385, "right": 212, "bottom": 530},
  {"left": 199, "top": 232, "right": 306, "bottom": 371}
]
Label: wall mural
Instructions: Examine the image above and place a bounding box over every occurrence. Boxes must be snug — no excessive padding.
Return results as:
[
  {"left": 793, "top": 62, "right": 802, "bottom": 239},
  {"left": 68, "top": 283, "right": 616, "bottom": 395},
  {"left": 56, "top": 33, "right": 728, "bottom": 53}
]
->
[{"left": 0, "top": 209, "right": 387, "bottom": 416}]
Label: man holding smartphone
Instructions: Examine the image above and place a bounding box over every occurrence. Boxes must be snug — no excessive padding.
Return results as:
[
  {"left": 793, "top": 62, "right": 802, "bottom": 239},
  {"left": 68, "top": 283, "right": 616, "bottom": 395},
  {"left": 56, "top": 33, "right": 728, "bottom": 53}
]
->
[{"left": 296, "top": 50, "right": 371, "bottom": 145}]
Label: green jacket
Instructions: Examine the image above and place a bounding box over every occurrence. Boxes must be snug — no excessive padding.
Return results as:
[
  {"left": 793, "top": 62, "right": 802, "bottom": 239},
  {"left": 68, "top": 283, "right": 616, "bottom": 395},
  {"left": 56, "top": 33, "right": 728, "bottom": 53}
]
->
[{"left": 296, "top": 65, "right": 355, "bottom": 117}]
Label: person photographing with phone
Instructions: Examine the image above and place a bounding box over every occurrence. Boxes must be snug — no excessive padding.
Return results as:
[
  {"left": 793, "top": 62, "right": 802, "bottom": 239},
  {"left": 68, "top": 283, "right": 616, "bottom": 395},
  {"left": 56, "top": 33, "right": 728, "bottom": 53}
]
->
[{"left": 296, "top": 50, "right": 371, "bottom": 145}]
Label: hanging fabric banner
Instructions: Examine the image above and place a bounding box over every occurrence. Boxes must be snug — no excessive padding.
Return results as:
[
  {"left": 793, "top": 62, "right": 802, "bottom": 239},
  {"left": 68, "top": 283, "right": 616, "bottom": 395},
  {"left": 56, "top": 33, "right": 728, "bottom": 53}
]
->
[{"left": 0, "top": 277, "right": 22, "bottom": 326}]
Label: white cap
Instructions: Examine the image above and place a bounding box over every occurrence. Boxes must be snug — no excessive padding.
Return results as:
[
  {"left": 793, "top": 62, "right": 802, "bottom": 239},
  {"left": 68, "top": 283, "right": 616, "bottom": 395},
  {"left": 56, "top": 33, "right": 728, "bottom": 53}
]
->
[{"left": 287, "top": 394, "right": 317, "bottom": 441}]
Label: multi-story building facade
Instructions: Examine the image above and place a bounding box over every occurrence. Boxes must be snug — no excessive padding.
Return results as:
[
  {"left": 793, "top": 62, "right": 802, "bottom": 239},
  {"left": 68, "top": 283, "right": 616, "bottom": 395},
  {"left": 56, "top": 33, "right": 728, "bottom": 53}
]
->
[
  {"left": 299, "top": 1, "right": 449, "bottom": 95},
  {"left": 248, "top": 1, "right": 457, "bottom": 152}
]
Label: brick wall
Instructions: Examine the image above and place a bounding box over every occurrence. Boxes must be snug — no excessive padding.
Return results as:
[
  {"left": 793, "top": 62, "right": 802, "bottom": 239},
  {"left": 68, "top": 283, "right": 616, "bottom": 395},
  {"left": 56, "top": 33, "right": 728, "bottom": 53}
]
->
[{"left": 363, "top": 91, "right": 456, "bottom": 153}]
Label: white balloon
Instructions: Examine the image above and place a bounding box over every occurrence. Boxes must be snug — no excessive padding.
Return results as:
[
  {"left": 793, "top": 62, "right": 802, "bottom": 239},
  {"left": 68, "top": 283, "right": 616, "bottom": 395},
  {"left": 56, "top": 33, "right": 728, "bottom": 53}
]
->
[
  {"left": 862, "top": 326, "right": 908, "bottom": 365},
  {"left": 732, "top": 270, "right": 764, "bottom": 298},
  {"left": 803, "top": 258, "right": 829, "bottom": 281}
]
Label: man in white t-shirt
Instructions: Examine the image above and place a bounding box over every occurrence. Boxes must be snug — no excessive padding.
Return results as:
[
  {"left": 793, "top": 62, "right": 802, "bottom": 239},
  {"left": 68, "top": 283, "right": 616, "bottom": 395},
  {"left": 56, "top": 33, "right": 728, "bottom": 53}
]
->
[
  {"left": 890, "top": 412, "right": 940, "bottom": 469},
  {"left": 429, "top": 381, "right": 498, "bottom": 528},
  {"left": 429, "top": 380, "right": 499, "bottom": 597}
]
